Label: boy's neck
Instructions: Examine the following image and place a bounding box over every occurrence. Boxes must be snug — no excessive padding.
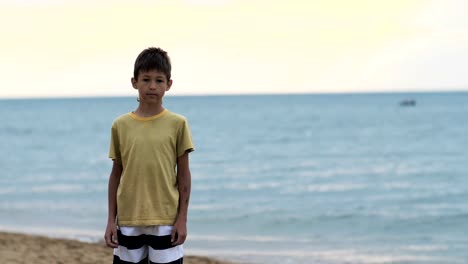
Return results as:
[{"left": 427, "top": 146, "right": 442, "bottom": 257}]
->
[{"left": 133, "top": 103, "right": 165, "bottom": 117}]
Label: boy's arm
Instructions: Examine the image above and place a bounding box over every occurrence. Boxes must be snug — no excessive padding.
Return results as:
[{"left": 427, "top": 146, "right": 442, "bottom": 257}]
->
[
  {"left": 172, "top": 151, "right": 192, "bottom": 245},
  {"left": 104, "top": 160, "right": 122, "bottom": 248}
]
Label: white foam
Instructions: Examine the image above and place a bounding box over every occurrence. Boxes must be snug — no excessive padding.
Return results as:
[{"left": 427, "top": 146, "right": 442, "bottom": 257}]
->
[
  {"left": 186, "top": 248, "right": 458, "bottom": 264},
  {"left": 189, "top": 234, "right": 312, "bottom": 243},
  {"left": 403, "top": 244, "right": 449, "bottom": 252},
  {"left": 1, "top": 183, "right": 108, "bottom": 194},
  {"left": 382, "top": 182, "right": 411, "bottom": 189},
  {"left": 0, "top": 200, "right": 105, "bottom": 211},
  {"left": 194, "top": 181, "right": 283, "bottom": 191},
  {"left": 228, "top": 182, "right": 282, "bottom": 190},
  {"left": 190, "top": 204, "right": 234, "bottom": 211},
  {"left": 0, "top": 225, "right": 102, "bottom": 243},
  {"left": 31, "top": 184, "right": 86, "bottom": 193},
  {"left": 282, "top": 183, "right": 367, "bottom": 194},
  {"left": 0, "top": 187, "right": 16, "bottom": 195}
]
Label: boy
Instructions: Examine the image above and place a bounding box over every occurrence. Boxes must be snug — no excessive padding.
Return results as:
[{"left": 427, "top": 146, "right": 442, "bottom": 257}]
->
[{"left": 104, "top": 47, "right": 194, "bottom": 264}]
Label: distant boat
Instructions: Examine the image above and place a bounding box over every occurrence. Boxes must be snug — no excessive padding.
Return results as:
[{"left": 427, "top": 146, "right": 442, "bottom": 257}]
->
[{"left": 400, "top": 99, "right": 416, "bottom": 106}]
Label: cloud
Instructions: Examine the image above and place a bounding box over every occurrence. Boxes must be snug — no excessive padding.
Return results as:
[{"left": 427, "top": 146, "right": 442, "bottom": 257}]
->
[
  {"left": 1, "top": 0, "right": 468, "bottom": 98},
  {"left": 183, "top": 0, "right": 231, "bottom": 5},
  {"left": 412, "top": 0, "right": 468, "bottom": 30},
  {"left": 351, "top": 32, "right": 468, "bottom": 91}
]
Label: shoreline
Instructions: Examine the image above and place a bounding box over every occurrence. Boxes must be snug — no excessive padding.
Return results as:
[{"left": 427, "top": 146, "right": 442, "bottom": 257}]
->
[{"left": 0, "top": 231, "right": 240, "bottom": 264}]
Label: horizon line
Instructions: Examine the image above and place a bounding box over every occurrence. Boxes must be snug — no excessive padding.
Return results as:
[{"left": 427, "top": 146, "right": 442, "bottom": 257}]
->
[{"left": 1, "top": 89, "right": 468, "bottom": 100}]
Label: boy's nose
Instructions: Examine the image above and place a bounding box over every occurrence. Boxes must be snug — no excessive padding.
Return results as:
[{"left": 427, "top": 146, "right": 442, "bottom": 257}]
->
[{"left": 149, "top": 81, "right": 157, "bottom": 89}]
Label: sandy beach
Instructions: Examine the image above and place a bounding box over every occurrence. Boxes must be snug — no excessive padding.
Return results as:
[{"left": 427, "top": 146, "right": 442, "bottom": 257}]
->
[{"left": 0, "top": 231, "right": 238, "bottom": 264}]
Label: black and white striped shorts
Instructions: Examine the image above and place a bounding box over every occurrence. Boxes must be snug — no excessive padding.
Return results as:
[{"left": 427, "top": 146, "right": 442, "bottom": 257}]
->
[{"left": 113, "top": 226, "right": 183, "bottom": 264}]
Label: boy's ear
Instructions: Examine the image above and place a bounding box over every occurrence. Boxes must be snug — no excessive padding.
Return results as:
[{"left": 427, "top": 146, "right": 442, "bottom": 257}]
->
[
  {"left": 166, "top": 79, "right": 173, "bottom": 91},
  {"left": 131, "top": 77, "right": 137, "bottom": 89}
]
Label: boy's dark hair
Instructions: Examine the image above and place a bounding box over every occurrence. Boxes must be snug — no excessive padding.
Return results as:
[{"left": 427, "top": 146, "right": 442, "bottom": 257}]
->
[{"left": 134, "top": 47, "right": 172, "bottom": 81}]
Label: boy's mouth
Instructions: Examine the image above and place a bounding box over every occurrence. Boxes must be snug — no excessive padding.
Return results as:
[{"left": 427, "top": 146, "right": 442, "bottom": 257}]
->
[{"left": 146, "top": 93, "right": 158, "bottom": 96}]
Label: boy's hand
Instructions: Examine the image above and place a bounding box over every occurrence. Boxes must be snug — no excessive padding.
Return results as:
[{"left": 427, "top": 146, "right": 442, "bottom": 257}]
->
[
  {"left": 171, "top": 219, "right": 187, "bottom": 246},
  {"left": 104, "top": 222, "right": 119, "bottom": 248}
]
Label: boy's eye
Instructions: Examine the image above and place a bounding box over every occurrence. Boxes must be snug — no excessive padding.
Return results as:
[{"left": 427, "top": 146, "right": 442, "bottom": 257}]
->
[
  {"left": 143, "top": 78, "right": 150, "bottom": 82},
  {"left": 156, "top": 80, "right": 164, "bottom": 83}
]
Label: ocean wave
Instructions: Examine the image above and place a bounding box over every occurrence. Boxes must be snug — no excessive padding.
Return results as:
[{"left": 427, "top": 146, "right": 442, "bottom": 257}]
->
[
  {"left": 30, "top": 184, "right": 87, "bottom": 193},
  {"left": 0, "top": 183, "right": 107, "bottom": 194},
  {"left": 189, "top": 234, "right": 311, "bottom": 243},
  {"left": 193, "top": 181, "right": 284, "bottom": 191},
  {"left": 0, "top": 200, "right": 105, "bottom": 211},
  {"left": 0, "top": 187, "right": 16, "bottom": 195},
  {"left": 402, "top": 244, "right": 449, "bottom": 252},
  {"left": 1, "top": 127, "right": 33, "bottom": 135},
  {"left": 194, "top": 181, "right": 368, "bottom": 193},
  {"left": 282, "top": 183, "right": 367, "bottom": 194},
  {"left": 185, "top": 248, "right": 458, "bottom": 264},
  {"left": 0, "top": 225, "right": 102, "bottom": 243},
  {"left": 382, "top": 181, "right": 412, "bottom": 190}
]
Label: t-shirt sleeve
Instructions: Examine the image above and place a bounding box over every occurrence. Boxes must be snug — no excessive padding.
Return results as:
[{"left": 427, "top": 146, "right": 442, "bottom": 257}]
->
[
  {"left": 177, "top": 118, "right": 195, "bottom": 157},
  {"left": 109, "top": 123, "right": 122, "bottom": 164}
]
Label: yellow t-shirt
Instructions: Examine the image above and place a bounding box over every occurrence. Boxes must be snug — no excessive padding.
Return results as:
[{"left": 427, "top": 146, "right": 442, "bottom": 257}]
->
[{"left": 109, "top": 109, "right": 195, "bottom": 226}]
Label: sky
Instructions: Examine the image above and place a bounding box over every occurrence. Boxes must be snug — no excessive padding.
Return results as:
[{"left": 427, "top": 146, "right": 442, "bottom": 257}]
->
[{"left": 0, "top": 0, "right": 467, "bottom": 98}]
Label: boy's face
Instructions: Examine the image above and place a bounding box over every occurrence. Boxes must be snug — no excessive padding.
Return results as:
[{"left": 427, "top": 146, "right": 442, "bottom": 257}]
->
[{"left": 131, "top": 70, "right": 172, "bottom": 104}]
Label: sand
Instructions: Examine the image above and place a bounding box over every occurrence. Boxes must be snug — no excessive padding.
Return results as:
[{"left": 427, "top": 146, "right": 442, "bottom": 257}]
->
[{"left": 0, "top": 231, "right": 238, "bottom": 264}]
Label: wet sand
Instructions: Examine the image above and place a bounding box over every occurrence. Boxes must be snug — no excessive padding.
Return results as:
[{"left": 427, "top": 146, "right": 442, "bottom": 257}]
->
[{"left": 0, "top": 231, "right": 238, "bottom": 264}]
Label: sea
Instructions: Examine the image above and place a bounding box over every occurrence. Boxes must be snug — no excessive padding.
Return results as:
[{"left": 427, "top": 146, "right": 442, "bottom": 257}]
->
[{"left": 1, "top": 93, "right": 467, "bottom": 264}]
